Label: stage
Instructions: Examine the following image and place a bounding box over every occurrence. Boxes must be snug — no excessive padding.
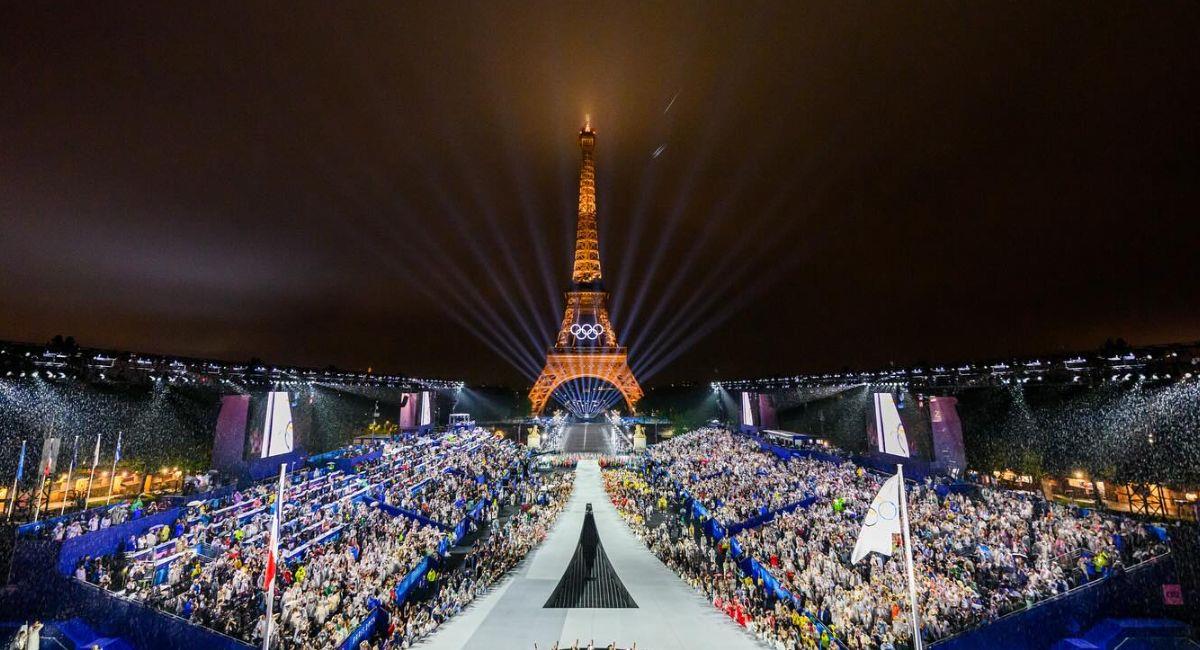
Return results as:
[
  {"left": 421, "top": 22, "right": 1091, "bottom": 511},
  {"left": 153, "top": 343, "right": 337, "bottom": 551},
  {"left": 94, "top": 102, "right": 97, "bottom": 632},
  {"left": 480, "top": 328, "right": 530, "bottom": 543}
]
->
[{"left": 417, "top": 460, "right": 763, "bottom": 650}]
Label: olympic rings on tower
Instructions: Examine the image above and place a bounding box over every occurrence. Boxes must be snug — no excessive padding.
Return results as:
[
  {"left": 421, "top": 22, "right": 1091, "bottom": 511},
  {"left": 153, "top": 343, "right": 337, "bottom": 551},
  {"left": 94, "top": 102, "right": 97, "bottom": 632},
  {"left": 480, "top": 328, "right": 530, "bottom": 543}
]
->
[{"left": 570, "top": 323, "right": 606, "bottom": 340}]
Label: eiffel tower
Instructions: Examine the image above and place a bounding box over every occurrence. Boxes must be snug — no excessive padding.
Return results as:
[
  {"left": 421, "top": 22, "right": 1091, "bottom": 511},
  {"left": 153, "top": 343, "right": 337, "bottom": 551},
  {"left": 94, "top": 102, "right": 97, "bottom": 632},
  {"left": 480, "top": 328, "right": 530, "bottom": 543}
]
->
[{"left": 529, "top": 119, "right": 642, "bottom": 415}]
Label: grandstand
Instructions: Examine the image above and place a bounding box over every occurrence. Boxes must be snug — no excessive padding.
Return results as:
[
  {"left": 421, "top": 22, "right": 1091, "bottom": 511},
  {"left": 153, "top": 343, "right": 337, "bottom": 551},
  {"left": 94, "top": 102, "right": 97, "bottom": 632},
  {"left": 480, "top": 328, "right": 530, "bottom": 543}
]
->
[
  {"left": 2, "top": 4, "right": 1198, "bottom": 648},
  {"left": 1, "top": 404, "right": 1193, "bottom": 649}
]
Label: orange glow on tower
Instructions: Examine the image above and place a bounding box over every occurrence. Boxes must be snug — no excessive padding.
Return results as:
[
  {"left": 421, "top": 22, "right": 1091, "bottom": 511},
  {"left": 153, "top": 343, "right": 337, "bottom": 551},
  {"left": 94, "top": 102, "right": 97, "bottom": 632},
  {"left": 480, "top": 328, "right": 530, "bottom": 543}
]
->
[{"left": 529, "top": 120, "right": 642, "bottom": 415}]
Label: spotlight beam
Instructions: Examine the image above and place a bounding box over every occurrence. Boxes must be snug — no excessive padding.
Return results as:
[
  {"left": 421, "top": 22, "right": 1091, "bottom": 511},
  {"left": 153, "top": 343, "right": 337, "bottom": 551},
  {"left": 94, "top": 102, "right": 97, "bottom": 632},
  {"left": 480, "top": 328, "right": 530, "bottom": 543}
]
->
[
  {"left": 411, "top": 160, "right": 551, "bottom": 359},
  {"left": 608, "top": 143, "right": 666, "bottom": 328},
  {"left": 629, "top": 123, "right": 851, "bottom": 370},
  {"left": 350, "top": 161, "right": 548, "bottom": 375},
  {"left": 258, "top": 111, "right": 546, "bottom": 380},
  {"left": 307, "top": 82, "right": 549, "bottom": 378},
  {"left": 495, "top": 113, "right": 576, "bottom": 334},
  {"left": 618, "top": 106, "right": 730, "bottom": 342},
  {"left": 439, "top": 137, "right": 558, "bottom": 349},
  {"left": 305, "top": 163, "right": 545, "bottom": 379},
  {"left": 624, "top": 150, "right": 764, "bottom": 354},
  {"left": 634, "top": 156, "right": 845, "bottom": 378}
]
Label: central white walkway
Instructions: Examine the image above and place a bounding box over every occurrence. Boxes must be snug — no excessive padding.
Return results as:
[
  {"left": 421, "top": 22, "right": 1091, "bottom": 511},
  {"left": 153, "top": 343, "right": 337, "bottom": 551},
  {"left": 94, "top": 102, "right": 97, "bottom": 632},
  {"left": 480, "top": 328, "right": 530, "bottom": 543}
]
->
[{"left": 419, "top": 459, "right": 764, "bottom": 650}]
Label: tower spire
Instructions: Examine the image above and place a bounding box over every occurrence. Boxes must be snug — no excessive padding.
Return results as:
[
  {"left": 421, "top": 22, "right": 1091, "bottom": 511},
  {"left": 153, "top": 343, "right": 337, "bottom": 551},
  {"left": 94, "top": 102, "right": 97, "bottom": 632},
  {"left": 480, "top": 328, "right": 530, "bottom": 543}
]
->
[
  {"left": 572, "top": 118, "right": 602, "bottom": 285},
  {"left": 529, "top": 120, "right": 642, "bottom": 417}
]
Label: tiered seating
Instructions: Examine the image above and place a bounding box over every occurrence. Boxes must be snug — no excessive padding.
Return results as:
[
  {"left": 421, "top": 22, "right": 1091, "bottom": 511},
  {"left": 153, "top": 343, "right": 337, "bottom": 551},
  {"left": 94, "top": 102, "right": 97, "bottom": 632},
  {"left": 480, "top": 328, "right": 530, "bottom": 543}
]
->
[
  {"left": 372, "top": 469, "right": 576, "bottom": 648},
  {"left": 69, "top": 429, "right": 531, "bottom": 649},
  {"left": 611, "top": 428, "right": 1172, "bottom": 650},
  {"left": 654, "top": 427, "right": 812, "bottom": 525}
]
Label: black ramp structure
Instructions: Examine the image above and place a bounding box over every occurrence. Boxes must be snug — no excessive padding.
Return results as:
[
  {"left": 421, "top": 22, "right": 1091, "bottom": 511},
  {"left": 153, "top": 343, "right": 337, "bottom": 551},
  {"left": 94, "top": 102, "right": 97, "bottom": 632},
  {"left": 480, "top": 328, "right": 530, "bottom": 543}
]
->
[{"left": 544, "top": 503, "right": 638, "bottom": 608}]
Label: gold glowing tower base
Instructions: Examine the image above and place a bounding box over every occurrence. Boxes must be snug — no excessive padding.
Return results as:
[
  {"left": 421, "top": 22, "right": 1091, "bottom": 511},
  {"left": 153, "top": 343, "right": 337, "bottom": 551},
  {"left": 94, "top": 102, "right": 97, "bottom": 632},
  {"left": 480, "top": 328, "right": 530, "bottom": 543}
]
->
[{"left": 529, "top": 119, "right": 642, "bottom": 415}]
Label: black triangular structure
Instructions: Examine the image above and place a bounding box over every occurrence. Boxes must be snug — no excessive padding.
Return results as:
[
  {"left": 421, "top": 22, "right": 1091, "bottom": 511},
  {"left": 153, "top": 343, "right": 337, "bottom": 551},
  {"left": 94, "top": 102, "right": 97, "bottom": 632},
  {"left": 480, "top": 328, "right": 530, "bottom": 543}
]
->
[{"left": 544, "top": 504, "right": 638, "bottom": 608}]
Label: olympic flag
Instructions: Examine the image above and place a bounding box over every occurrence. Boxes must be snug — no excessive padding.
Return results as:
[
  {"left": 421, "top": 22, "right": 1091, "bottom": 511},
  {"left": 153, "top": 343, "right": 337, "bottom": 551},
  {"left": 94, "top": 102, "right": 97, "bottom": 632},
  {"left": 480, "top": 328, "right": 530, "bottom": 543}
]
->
[
  {"left": 850, "top": 465, "right": 924, "bottom": 649},
  {"left": 851, "top": 473, "right": 902, "bottom": 563}
]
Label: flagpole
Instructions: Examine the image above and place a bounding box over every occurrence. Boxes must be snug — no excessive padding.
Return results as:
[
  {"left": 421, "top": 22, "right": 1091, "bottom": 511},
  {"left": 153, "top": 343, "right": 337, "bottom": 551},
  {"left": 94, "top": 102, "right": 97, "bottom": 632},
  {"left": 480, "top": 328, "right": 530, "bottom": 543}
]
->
[
  {"left": 83, "top": 433, "right": 101, "bottom": 510},
  {"left": 32, "top": 418, "right": 61, "bottom": 525},
  {"left": 897, "top": 464, "right": 923, "bottom": 650},
  {"left": 263, "top": 462, "right": 286, "bottom": 650},
  {"left": 105, "top": 431, "right": 122, "bottom": 505},
  {"left": 32, "top": 447, "right": 53, "bottom": 524},
  {"left": 6, "top": 440, "right": 25, "bottom": 522},
  {"left": 59, "top": 435, "right": 80, "bottom": 516},
  {"left": 6, "top": 468, "right": 17, "bottom": 521}
]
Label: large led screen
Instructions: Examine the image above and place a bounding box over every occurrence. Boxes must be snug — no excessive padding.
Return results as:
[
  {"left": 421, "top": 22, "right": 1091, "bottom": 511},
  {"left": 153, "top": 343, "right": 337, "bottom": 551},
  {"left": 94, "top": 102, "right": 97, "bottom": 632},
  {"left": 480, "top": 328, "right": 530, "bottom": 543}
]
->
[
  {"left": 246, "top": 391, "right": 309, "bottom": 459},
  {"left": 872, "top": 392, "right": 911, "bottom": 457}
]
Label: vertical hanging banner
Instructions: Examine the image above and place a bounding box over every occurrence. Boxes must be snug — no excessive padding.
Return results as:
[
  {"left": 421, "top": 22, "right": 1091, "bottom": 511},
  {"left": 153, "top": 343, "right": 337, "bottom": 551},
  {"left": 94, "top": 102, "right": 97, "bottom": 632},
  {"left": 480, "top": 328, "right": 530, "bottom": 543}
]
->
[
  {"left": 398, "top": 393, "right": 419, "bottom": 429},
  {"left": 872, "top": 392, "right": 911, "bottom": 457},
  {"left": 419, "top": 391, "right": 433, "bottom": 427},
  {"left": 211, "top": 395, "right": 250, "bottom": 474},
  {"left": 757, "top": 393, "right": 778, "bottom": 429},
  {"left": 741, "top": 391, "right": 755, "bottom": 428},
  {"left": 929, "top": 396, "right": 967, "bottom": 472},
  {"left": 261, "top": 391, "right": 295, "bottom": 458}
]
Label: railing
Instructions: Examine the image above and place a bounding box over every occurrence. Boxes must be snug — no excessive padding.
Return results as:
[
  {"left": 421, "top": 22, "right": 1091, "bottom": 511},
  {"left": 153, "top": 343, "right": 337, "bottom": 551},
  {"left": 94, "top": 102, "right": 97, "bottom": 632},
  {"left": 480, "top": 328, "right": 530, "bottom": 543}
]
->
[
  {"left": 550, "top": 345, "right": 628, "bottom": 354},
  {"left": 1048, "top": 547, "right": 1085, "bottom": 572}
]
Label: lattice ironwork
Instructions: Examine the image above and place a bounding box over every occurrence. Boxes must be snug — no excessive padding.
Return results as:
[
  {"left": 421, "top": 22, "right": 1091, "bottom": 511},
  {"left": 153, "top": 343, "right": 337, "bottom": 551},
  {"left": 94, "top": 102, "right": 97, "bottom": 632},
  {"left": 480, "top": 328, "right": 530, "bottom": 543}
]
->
[
  {"left": 531, "top": 120, "right": 642, "bottom": 415},
  {"left": 571, "top": 117, "right": 602, "bottom": 285}
]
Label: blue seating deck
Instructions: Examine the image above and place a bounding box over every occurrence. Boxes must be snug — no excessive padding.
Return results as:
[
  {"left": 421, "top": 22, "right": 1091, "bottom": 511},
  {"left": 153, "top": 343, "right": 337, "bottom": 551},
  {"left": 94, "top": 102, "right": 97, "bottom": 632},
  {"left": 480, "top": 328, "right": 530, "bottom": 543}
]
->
[{"left": 1052, "top": 618, "right": 1194, "bottom": 650}]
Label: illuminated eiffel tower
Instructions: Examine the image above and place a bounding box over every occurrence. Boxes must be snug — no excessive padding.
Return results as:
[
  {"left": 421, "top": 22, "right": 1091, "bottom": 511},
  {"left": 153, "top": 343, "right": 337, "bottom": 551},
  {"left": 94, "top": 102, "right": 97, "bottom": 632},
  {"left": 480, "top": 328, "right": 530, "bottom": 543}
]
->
[{"left": 529, "top": 119, "right": 642, "bottom": 415}]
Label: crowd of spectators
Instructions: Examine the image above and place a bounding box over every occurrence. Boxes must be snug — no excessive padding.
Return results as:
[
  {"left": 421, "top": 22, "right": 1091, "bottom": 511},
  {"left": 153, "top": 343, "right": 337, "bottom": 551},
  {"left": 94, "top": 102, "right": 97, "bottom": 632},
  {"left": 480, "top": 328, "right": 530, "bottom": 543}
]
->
[
  {"left": 545, "top": 456, "right": 580, "bottom": 469},
  {"left": 537, "top": 414, "right": 569, "bottom": 451},
  {"left": 649, "top": 428, "right": 810, "bottom": 524},
  {"left": 382, "top": 439, "right": 525, "bottom": 526},
  {"left": 374, "top": 470, "right": 575, "bottom": 649},
  {"left": 20, "top": 498, "right": 162, "bottom": 542},
  {"left": 604, "top": 468, "right": 830, "bottom": 649},
  {"left": 71, "top": 429, "right": 539, "bottom": 649},
  {"left": 47, "top": 500, "right": 150, "bottom": 541},
  {"left": 615, "top": 428, "right": 1171, "bottom": 650}
]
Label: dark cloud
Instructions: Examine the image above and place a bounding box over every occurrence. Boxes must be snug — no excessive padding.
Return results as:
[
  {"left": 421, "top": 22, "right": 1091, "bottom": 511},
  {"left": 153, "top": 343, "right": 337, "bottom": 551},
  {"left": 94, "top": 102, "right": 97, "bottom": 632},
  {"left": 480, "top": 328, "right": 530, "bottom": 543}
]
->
[{"left": 2, "top": 2, "right": 1198, "bottom": 386}]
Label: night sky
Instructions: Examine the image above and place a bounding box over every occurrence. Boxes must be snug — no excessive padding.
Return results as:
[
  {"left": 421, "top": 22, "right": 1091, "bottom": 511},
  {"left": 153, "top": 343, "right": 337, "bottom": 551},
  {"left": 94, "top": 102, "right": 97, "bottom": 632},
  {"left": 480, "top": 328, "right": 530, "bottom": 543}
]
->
[{"left": 2, "top": 3, "right": 1198, "bottom": 387}]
